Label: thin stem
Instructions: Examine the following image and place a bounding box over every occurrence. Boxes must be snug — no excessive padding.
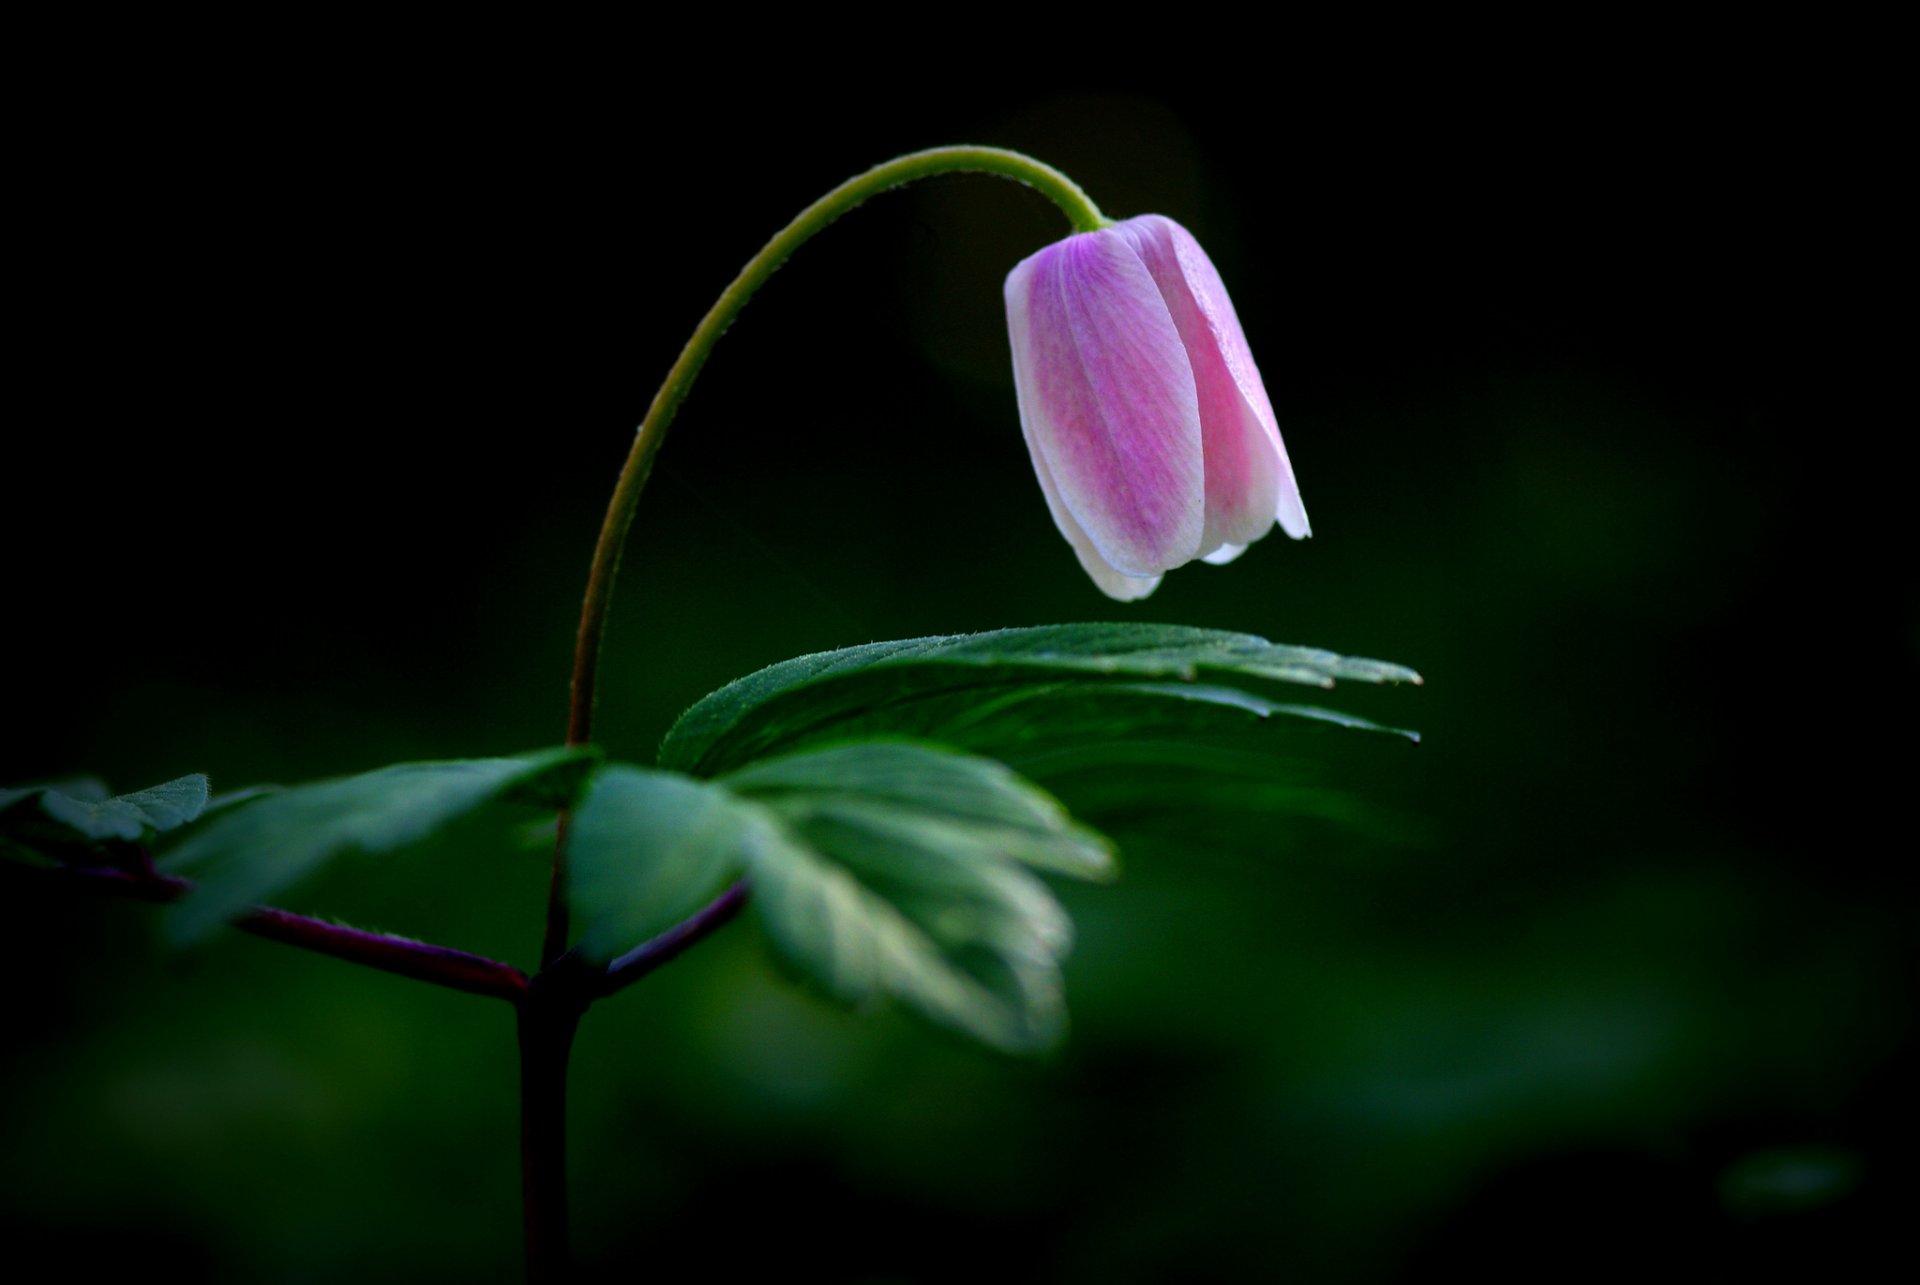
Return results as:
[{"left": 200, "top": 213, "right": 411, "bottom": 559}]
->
[
  {"left": 564, "top": 146, "right": 1102, "bottom": 751},
  {"left": 543, "top": 146, "right": 1104, "bottom": 966},
  {"left": 31, "top": 862, "right": 529, "bottom": 1002},
  {"left": 593, "top": 879, "right": 749, "bottom": 999},
  {"left": 236, "top": 906, "right": 529, "bottom": 1002},
  {"left": 517, "top": 972, "right": 586, "bottom": 1285},
  {"left": 539, "top": 813, "right": 574, "bottom": 971}
]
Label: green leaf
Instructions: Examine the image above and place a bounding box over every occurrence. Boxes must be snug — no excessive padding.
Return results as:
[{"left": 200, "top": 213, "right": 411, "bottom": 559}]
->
[
  {"left": 197, "top": 785, "right": 285, "bottom": 819},
  {"left": 0, "top": 780, "right": 102, "bottom": 814},
  {"left": 566, "top": 741, "right": 1095, "bottom": 1053},
  {"left": 724, "top": 740, "right": 1114, "bottom": 881},
  {"left": 733, "top": 741, "right": 1102, "bottom": 1051},
  {"left": 806, "top": 680, "right": 1416, "bottom": 778},
  {"left": 38, "top": 774, "right": 212, "bottom": 840},
  {"left": 747, "top": 804, "right": 1070, "bottom": 1053},
  {"left": 1, "top": 774, "right": 212, "bottom": 864},
  {"left": 566, "top": 765, "right": 760, "bottom": 964},
  {"left": 161, "top": 748, "right": 597, "bottom": 944},
  {"left": 662, "top": 623, "right": 1421, "bottom": 775},
  {"left": 1040, "top": 749, "right": 1420, "bottom": 855}
]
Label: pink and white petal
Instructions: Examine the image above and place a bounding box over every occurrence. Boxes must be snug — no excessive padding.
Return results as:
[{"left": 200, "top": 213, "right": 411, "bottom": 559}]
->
[
  {"left": 1006, "top": 230, "right": 1205, "bottom": 577},
  {"left": 1120, "top": 216, "right": 1311, "bottom": 546},
  {"left": 1024, "top": 434, "right": 1163, "bottom": 600},
  {"left": 1171, "top": 219, "right": 1312, "bottom": 540}
]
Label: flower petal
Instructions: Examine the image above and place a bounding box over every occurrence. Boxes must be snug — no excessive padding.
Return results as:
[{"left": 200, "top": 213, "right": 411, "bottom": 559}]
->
[
  {"left": 1200, "top": 541, "right": 1246, "bottom": 566},
  {"left": 1006, "top": 229, "right": 1205, "bottom": 578},
  {"left": 1025, "top": 435, "right": 1163, "bottom": 600},
  {"left": 1116, "top": 215, "right": 1311, "bottom": 545}
]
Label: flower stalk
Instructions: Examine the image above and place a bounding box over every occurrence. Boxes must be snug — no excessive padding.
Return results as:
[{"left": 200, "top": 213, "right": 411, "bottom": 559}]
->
[
  {"left": 522, "top": 146, "right": 1108, "bottom": 1284},
  {"left": 549, "top": 146, "right": 1106, "bottom": 966},
  {"left": 563, "top": 147, "right": 1104, "bottom": 749}
]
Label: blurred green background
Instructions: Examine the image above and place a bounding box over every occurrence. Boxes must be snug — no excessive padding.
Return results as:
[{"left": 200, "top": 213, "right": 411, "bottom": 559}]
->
[{"left": 4, "top": 42, "right": 1910, "bottom": 1284}]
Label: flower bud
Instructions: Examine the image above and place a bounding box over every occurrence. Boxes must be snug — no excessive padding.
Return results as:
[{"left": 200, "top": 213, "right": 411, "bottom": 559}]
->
[{"left": 1005, "top": 215, "right": 1308, "bottom": 600}]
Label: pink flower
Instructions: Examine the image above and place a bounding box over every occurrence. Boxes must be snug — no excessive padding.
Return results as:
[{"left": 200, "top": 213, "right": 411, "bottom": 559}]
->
[{"left": 1004, "top": 214, "right": 1309, "bottom": 600}]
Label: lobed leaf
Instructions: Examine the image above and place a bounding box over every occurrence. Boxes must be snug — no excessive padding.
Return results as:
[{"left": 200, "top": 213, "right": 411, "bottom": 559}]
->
[
  {"left": 161, "top": 748, "right": 598, "bottom": 944},
  {"left": 661, "top": 623, "right": 1420, "bottom": 775},
  {"left": 566, "top": 741, "right": 1103, "bottom": 1053},
  {"left": 1, "top": 774, "right": 211, "bottom": 863},
  {"left": 566, "top": 765, "right": 762, "bottom": 963},
  {"left": 746, "top": 805, "right": 1070, "bottom": 1053},
  {"left": 39, "top": 774, "right": 212, "bottom": 840},
  {"left": 723, "top": 740, "right": 1114, "bottom": 881}
]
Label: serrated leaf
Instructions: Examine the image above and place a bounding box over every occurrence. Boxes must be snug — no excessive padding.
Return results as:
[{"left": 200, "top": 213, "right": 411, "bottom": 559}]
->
[
  {"left": 731, "top": 741, "right": 1096, "bottom": 1051},
  {"left": 725, "top": 740, "right": 1113, "bottom": 881},
  {"left": 38, "top": 774, "right": 211, "bottom": 840},
  {"left": 1, "top": 774, "right": 211, "bottom": 862},
  {"left": 161, "top": 748, "right": 597, "bottom": 944},
  {"left": 566, "top": 765, "right": 760, "bottom": 964},
  {"left": 662, "top": 623, "right": 1420, "bottom": 775},
  {"left": 746, "top": 804, "right": 1070, "bottom": 1054},
  {"left": 1, "top": 778, "right": 109, "bottom": 812},
  {"left": 565, "top": 741, "right": 1093, "bottom": 1053},
  {"left": 791, "top": 680, "right": 1418, "bottom": 778}
]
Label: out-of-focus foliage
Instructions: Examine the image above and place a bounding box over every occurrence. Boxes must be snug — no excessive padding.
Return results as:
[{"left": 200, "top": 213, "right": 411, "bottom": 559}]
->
[
  {"left": 160, "top": 750, "right": 599, "bottom": 943},
  {"left": 571, "top": 742, "right": 1115, "bottom": 1052},
  {"left": 2, "top": 774, "right": 209, "bottom": 861}
]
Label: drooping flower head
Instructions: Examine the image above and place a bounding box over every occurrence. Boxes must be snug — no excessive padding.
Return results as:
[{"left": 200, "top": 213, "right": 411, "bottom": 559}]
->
[{"left": 1005, "top": 214, "right": 1308, "bottom": 600}]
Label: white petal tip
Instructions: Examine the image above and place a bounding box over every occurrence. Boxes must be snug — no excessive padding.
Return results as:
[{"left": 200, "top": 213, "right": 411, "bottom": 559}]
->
[
  {"left": 1201, "top": 542, "right": 1247, "bottom": 566},
  {"left": 1079, "top": 557, "right": 1161, "bottom": 600},
  {"left": 1097, "top": 573, "right": 1162, "bottom": 602},
  {"left": 1276, "top": 489, "right": 1311, "bottom": 540}
]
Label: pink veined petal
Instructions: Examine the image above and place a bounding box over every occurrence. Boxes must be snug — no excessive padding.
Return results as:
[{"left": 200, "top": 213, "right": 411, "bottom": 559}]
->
[
  {"left": 1024, "top": 431, "right": 1163, "bottom": 600},
  {"left": 1117, "top": 215, "right": 1311, "bottom": 545},
  {"left": 1005, "top": 229, "right": 1205, "bottom": 578}
]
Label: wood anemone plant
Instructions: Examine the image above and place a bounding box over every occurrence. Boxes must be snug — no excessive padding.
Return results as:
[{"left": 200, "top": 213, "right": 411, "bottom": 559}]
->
[{"left": 1, "top": 147, "right": 1421, "bottom": 1283}]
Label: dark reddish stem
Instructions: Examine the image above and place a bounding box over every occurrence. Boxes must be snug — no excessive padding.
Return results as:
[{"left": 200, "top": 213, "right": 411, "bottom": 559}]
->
[
  {"left": 514, "top": 885, "right": 750, "bottom": 1278},
  {"left": 518, "top": 962, "right": 589, "bottom": 1285},
  {"left": 42, "top": 862, "right": 529, "bottom": 1002},
  {"left": 239, "top": 905, "right": 529, "bottom": 1001},
  {"left": 26, "top": 850, "right": 747, "bottom": 1284},
  {"left": 594, "top": 879, "right": 749, "bottom": 998}
]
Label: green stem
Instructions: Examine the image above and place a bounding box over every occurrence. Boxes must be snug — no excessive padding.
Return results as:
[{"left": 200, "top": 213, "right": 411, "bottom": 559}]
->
[
  {"left": 542, "top": 146, "right": 1104, "bottom": 966},
  {"left": 564, "top": 145, "right": 1103, "bottom": 750}
]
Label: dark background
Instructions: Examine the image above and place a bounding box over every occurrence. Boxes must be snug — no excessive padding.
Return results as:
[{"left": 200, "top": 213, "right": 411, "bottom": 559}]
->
[{"left": 5, "top": 35, "right": 1910, "bottom": 1283}]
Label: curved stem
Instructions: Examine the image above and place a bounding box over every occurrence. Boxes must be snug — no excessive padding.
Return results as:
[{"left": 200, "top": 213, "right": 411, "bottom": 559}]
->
[
  {"left": 542, "top": 146, "right": 1104, "bottom": 966},
  {"left": 565, "top": 145, "right": 1103, "bottom": 750}
]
